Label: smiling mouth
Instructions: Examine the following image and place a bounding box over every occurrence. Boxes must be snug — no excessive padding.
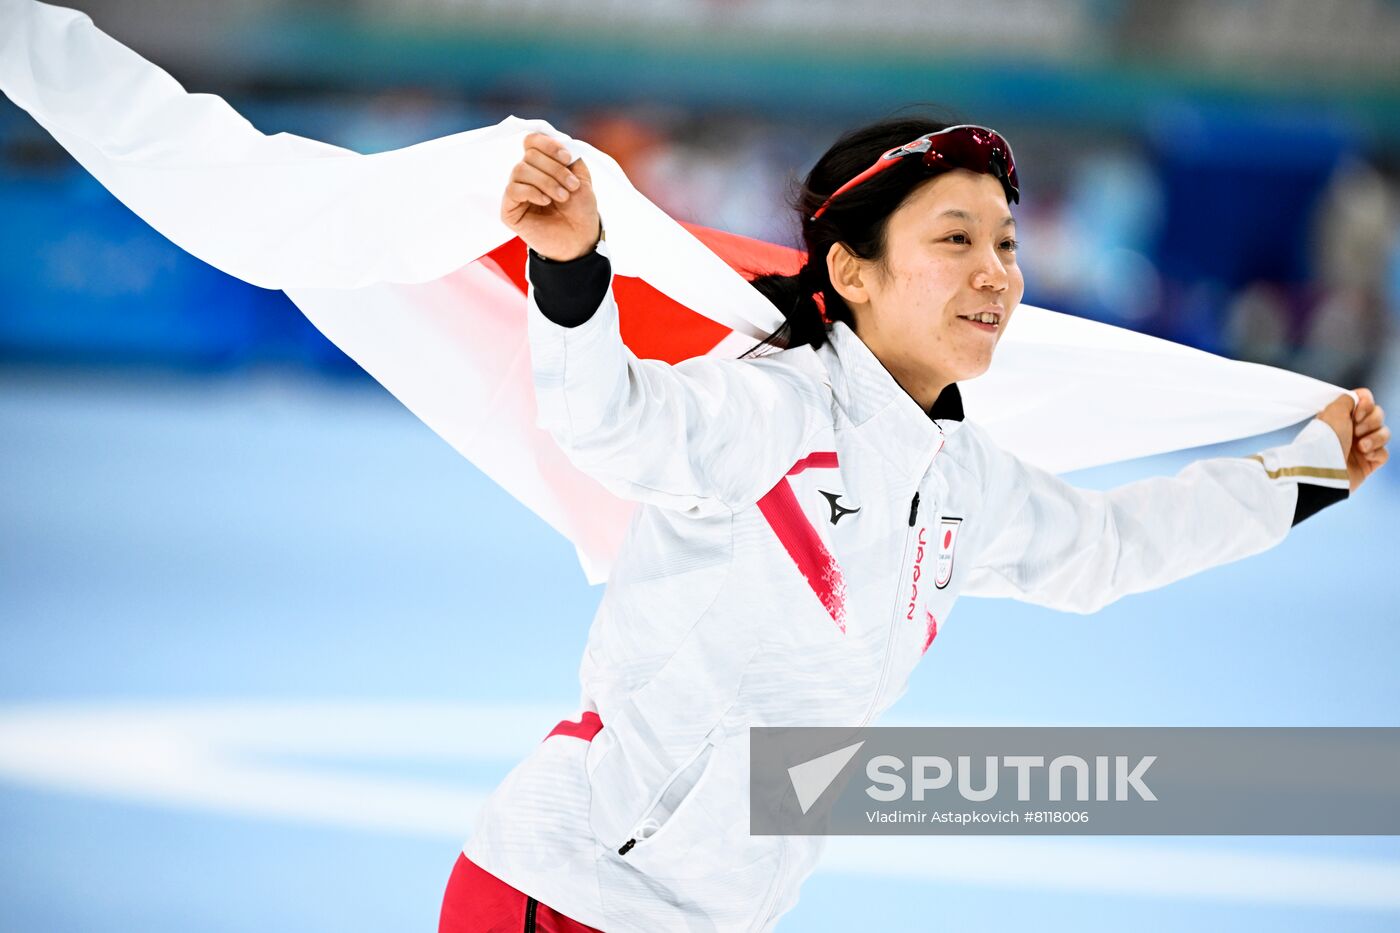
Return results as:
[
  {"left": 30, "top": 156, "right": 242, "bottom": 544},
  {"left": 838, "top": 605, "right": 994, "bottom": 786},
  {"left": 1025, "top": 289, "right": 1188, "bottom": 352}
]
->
[{"left": 956, "top": 310, "right": 1002, "bottom": 331}]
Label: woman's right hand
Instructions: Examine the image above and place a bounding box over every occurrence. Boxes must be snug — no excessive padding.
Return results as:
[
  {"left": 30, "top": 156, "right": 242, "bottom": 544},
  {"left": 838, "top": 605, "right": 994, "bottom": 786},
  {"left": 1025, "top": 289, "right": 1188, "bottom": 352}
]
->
[{"left": 500, "top": 131, "right": 601, "bottom": 262}]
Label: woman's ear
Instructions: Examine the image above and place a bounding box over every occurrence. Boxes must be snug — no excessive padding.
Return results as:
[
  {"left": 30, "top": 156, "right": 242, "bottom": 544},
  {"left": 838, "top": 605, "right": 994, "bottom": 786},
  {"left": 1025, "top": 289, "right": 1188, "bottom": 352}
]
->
[{"left": 826, "top": 241, "right": 870, "bottom": 309}]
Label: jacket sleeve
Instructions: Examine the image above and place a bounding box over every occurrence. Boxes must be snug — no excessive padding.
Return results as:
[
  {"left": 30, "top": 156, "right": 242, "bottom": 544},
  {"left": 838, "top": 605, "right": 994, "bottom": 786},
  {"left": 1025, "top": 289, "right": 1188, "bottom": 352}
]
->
[
  {"left": 961, "top": 418, "right": 1350, "bottom": 614},
  {"left": 525, "top": 240, "right": 829, "bottom": 516}
]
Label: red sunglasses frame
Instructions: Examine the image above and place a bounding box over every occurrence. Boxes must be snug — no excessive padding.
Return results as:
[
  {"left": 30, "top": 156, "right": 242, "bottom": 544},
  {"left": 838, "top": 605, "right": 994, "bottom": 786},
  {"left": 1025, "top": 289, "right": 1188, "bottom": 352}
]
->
[{"left": 810, "top": 124, "right": 1019, "bottom": 221}]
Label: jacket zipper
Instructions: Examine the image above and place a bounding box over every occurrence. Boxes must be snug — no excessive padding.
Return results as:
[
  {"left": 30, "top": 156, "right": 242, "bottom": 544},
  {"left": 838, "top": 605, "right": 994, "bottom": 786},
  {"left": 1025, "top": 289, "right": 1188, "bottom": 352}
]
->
[
  {"left": 856, "top": 489, "right": 919, "bottom": 729},
  {"left": 748, "top": 492, "right": 924, "bottom": 928},
  {"left": 616, "top": 736, "right": 715, "bottom": 857},
  {"left": 523, "top": 896, "right": 538, "bottom": 932}
]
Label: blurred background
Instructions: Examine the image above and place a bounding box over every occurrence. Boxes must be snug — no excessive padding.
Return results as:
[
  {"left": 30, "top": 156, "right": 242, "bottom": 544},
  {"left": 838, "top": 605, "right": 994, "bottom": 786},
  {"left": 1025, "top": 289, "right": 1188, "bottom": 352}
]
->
[{"left": 2, "top": 0, "right": 1399, "bottom": 930}]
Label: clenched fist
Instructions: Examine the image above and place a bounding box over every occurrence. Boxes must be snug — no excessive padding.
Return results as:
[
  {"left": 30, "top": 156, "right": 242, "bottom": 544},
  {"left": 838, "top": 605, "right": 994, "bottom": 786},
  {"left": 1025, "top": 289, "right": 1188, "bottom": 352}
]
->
[
  {"left": 1317, "top": 388, "right": 1389, "bottom": 492},
  {"left": 500, "top": 131, "right": 602, "bottom": 262}
]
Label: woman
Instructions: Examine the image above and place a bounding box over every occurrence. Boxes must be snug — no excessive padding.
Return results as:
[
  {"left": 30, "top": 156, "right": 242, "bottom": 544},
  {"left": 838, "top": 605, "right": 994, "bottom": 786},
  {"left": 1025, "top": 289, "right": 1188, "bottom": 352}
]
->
[{"left": 439, "top": 118, "right": 1390, "bottom": 932}]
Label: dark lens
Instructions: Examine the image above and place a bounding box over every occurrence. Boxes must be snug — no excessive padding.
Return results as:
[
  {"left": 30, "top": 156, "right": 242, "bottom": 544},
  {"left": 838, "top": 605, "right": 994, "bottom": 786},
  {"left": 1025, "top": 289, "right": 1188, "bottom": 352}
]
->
[
  {"left": 920, "top": 131, "right": 988, "bottom": 174},
  {"left": 922, "top": 128, "right": 1019, "bottom": 203}
]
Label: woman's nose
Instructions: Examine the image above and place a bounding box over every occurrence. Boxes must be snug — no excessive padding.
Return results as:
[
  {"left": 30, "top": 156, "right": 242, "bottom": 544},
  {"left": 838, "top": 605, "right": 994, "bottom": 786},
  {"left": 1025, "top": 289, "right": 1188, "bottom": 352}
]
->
[{"left": 973, "top": 249, "right": 1009, "bottom": 292}]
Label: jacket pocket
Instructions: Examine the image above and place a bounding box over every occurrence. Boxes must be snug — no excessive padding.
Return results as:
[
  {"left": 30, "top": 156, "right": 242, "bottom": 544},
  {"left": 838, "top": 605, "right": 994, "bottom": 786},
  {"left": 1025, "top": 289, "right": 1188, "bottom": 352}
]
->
[
  {"left": 616, "top": 734, "right": 716, "bottom": 861},
  {"left": 593, "top": 728, "right": 783, "bottom": 931}
]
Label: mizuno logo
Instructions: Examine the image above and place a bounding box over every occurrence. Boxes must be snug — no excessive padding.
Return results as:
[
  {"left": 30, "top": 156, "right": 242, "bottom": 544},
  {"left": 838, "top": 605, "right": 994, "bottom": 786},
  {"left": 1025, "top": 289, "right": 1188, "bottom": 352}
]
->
[{"left": 819, "top": 490, "right": 861, "bottom": 525}]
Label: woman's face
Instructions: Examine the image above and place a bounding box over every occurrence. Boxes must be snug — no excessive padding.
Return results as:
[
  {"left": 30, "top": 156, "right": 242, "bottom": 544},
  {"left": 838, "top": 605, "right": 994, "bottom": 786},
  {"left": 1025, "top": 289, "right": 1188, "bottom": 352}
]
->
[{"left": 832, "top": 168, "right": 1024, "bottom": 397}]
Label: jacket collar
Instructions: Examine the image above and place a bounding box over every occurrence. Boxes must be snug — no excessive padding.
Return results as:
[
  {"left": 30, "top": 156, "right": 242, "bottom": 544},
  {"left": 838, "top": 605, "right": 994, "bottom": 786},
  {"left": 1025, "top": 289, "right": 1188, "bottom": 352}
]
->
[{"left": 817, "top": 320, "right": 962, "bottom": 479}]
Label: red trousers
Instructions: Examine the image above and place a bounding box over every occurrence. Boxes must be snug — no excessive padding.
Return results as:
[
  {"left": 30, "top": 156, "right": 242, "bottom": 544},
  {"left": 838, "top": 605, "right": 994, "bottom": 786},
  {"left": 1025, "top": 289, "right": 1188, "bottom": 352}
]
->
[
  {"left": 438, "top": 853, "right": 603, "bottom": 933},
  {"left": 440, "top": 711, "right": 606, "bottom": 933}
]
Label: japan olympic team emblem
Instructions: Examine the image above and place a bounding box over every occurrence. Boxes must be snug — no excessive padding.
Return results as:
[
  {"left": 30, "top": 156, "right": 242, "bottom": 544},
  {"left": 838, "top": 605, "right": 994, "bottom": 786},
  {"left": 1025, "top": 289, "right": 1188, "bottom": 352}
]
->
[{"left": 934, "top": 516, "right": 962, "bottom": 589}]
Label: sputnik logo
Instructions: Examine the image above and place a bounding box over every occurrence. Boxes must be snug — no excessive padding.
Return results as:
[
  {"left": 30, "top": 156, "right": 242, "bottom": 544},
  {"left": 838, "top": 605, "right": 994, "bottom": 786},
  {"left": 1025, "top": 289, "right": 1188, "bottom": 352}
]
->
[{"left": 788, "top": 740, "right": 865, "bottom": 814}]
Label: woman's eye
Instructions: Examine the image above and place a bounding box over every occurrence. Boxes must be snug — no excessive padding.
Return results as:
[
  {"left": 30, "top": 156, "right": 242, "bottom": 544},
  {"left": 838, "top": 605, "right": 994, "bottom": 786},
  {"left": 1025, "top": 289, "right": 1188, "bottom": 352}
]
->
[
  {"left": 1000, "top": 238, "right": 1020, "bottom": 252},
  {"left": 946, "top": 233, "right": 970, "bottom": 245}
]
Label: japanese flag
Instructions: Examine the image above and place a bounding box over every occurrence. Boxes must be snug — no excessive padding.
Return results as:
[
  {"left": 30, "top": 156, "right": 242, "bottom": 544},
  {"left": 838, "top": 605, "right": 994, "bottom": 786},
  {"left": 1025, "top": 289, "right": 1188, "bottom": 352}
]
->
[{"left": 0, "top": 0, "right": 1348, "bottom": 584}]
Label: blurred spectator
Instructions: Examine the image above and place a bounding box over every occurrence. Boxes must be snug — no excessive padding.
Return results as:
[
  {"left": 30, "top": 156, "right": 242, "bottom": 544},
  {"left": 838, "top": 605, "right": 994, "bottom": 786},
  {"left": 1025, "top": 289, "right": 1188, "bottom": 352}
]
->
[
  {"left": 1376, "top": 227, "right": 1400, "bottom": 445},
  {"left": 1223, "top": 159, "right": 1398, "bottom": 391},
  {"left": 1020, "top": 148, "right": 1165, "bottom": 327},
  {"left": 1223, "top": 282, "right": 1292, "bottom": 370},
  {"left": 575, "top": 110, "right": 672, "bottom": 184},
  {"left": 624, "top": 114, "right": 805, "bottom": 244},
  {"left": 1295, "top": 159, "right": 1396, "bottom": 388}
]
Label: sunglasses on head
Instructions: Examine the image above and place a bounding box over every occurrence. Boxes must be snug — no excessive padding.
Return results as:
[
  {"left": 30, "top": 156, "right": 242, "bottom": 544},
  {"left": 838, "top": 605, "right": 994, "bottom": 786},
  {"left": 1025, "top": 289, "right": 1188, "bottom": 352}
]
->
[{"left": 810, "top": 124, "right": 1019, "bottom": 221}]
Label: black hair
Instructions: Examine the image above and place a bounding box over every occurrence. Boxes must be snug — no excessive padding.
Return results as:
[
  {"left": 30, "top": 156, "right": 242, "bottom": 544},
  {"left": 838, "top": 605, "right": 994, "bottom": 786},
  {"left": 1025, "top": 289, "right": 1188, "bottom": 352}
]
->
[{"left": 740, "top": 109, "right": 965, "bottom": 357}]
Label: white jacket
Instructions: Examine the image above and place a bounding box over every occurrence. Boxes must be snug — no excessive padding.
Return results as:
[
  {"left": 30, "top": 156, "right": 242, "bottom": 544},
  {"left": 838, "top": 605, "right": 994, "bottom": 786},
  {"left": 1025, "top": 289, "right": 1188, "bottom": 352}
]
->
[{"left": 463, "top": 241, "right": 1350, "bottom": 931}]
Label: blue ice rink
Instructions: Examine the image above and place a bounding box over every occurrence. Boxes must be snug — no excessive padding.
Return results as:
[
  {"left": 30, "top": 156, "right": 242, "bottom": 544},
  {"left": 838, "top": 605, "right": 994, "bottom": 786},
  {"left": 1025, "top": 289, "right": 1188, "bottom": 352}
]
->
[{"left": 2, "top": 367, "right": 1398, "bottom": 931}]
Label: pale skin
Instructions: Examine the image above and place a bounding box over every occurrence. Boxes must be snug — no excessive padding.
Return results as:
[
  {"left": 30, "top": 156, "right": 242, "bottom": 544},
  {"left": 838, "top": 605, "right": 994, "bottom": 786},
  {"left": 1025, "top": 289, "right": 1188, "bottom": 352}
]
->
[{"left": 502, "top": 132, "right": 1390, "bottom": 492}]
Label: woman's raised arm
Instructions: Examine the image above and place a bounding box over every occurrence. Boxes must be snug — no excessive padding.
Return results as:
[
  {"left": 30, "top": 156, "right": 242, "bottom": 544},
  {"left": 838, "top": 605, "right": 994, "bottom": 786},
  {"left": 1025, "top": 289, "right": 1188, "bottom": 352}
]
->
[
  {"left": 962, "top": 392, "right": 1386, "bottom": 614},
  {"left": 503, "top": 132, "right": 831, "bottom": 517}
]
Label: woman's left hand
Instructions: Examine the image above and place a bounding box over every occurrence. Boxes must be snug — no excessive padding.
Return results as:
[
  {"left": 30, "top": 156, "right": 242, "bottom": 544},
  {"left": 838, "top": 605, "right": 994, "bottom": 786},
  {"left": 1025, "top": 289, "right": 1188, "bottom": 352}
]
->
[{"left": 1317, "top": 388, "right": 1389, "bottom": 491}]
